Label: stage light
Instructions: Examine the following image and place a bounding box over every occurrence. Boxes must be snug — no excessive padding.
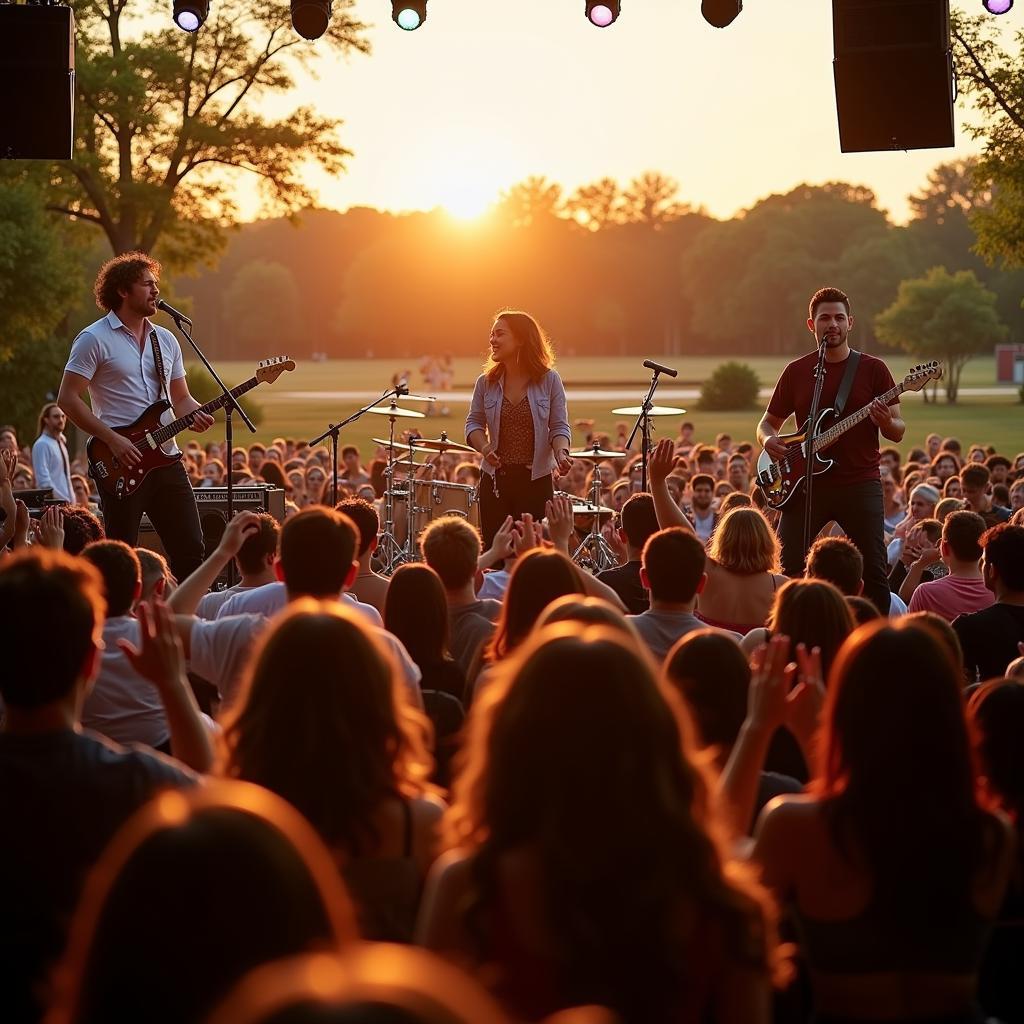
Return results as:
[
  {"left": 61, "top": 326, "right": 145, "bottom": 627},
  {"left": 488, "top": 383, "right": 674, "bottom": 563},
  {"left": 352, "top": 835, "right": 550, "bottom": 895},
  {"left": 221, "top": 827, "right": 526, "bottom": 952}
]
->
[
  {"left": 172, "top": 0, "right": 208, "bottom": 31},
  {"left": 701, "top": 0, "right": 742, "bottom": 28},
  {"left": 291, "top": 0, "right": 331, "bottom": 39},
  {"left": 392, "top": 0, "right": 427, "bottom": 30},
  {"left": 982, "top": 0, "right": 1013, "bottom": 12},
  {"left": 586, "top": 0, "right": 619, "bottom": 26}
]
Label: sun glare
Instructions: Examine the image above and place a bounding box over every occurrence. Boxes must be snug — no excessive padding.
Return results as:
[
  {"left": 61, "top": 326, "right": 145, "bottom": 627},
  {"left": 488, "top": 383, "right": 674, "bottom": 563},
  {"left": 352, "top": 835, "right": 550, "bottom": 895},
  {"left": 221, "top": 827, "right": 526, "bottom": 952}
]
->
[{"left": 439, "top": 183, "right": 495, "bottom": 221}]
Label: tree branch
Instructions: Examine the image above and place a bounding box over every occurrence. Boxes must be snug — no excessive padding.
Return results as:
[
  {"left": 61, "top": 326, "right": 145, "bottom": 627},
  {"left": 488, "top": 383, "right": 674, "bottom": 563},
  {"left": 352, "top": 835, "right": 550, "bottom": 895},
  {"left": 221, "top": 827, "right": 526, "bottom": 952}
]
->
[{"left": 953, "top": 27, "right": 1024, "bottom": 132}]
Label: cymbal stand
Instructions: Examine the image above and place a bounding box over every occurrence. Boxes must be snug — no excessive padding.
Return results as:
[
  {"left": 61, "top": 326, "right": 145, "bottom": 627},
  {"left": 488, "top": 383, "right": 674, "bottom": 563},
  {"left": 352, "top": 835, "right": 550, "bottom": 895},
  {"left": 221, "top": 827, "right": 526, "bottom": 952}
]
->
[
  {"left": 376, "top": 407, "right": 415, "bottom": 575},
  {"left": 571, "top": 445, "right": 619, "bottom": 573}
]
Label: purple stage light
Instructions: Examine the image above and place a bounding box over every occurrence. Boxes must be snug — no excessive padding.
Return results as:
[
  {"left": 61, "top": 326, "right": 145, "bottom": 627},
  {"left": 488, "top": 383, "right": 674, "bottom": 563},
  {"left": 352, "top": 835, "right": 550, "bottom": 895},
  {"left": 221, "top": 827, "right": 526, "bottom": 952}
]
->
[
  {"left": 983, "top": 0, "right": 1013, "bottom": 12},
  {"left": 589, "top": 4, "right": 614, "bottom": 25}
]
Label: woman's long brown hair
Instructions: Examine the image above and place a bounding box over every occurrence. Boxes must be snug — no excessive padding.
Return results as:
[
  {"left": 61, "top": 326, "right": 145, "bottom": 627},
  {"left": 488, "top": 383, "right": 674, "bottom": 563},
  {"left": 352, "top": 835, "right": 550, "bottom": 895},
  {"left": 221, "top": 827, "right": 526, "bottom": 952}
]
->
[{"left": 483, "top": 310, "right": 555, "bottom": 384}]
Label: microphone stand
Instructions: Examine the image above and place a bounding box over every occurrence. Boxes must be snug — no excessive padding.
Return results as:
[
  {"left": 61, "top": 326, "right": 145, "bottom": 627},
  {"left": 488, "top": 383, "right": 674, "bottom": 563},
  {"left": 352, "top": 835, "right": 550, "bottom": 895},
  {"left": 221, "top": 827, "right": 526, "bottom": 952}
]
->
[
  {"left": 164, "top": 312, "right": 256, "bottom": 587},
  {"left": 308, "top": 383, "right": 409, "bottom": 507},
  {"left": 802, "top": 336, "right": 829, "bottom": 558},
  {"left": 625, "top": 365, "right": 665, "bottom": 493}
]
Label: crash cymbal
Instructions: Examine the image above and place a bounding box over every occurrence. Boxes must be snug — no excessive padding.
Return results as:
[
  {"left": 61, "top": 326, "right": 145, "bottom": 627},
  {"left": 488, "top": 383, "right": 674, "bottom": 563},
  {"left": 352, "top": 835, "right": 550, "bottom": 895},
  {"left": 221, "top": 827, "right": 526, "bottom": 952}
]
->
[
  {"left": 396, "top": 394, "right": 438, "bottom": 404},
  {"left": 365, "top": 404, "right": 426, "bottom": 419},
  {"left": 611, "top": 405, "right": 687, "bottom": 416},
  {"left": 571, "top": 502, "right": 616, "bottom": 516},
  {"left": 569, "top": 447, "right": 623, "bottom": 460},
  {"left": 405, "top": 435, "right": 476, "bottom": 454}
]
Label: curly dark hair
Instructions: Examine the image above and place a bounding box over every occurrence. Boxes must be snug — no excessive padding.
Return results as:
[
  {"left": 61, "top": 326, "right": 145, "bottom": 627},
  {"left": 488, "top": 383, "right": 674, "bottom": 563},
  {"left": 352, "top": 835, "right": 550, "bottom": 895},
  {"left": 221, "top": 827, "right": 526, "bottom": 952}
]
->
[
  {"left": 809, "top": 286, "right": 851, "bottom": 319},
  {"left": 94, "top": 252, "right": 161, "bottom": 312}
]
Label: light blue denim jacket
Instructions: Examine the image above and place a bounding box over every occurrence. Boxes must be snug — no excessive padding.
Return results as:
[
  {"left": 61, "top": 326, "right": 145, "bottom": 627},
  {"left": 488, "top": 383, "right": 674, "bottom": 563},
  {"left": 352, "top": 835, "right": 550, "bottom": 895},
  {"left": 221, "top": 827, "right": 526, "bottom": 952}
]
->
[{"left": 465, "top": 369, "right": 571, "bottom": 481}]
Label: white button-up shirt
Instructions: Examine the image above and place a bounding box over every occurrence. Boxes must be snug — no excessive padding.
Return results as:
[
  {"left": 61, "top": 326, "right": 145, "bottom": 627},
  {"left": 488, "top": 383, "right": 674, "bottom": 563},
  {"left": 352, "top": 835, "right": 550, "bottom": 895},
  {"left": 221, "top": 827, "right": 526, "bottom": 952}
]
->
[
  {"left": 65, "top": 311, "right": 186, "bottom": 455},
  {"left": 31, "top": 432, "right": 74, "bottom": 503}
]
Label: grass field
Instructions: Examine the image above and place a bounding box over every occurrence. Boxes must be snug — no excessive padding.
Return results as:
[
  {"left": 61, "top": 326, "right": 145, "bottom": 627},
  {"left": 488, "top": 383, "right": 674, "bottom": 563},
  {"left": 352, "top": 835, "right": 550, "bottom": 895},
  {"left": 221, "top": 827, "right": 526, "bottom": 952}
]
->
[{"left": 182, "top": 356, "right": 1024, "bottom": 460}]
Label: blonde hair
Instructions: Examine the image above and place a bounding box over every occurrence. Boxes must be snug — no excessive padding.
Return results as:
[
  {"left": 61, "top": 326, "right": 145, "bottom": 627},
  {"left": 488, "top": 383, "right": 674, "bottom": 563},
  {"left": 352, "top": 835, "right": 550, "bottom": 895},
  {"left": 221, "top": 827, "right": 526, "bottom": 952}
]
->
[{"left": 707, "top": 507, "right": 780, "bottom": 574}]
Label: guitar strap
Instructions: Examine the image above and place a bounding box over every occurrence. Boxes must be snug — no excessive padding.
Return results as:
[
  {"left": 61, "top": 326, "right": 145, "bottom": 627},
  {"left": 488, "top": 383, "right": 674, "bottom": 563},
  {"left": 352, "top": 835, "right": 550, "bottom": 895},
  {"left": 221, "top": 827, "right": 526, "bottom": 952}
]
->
[
  {"left": 149, "top": 329, "right": 169, "bottom": 403},
  {"left": 833, "top": 349, "right": 861, "bottom": 418}
]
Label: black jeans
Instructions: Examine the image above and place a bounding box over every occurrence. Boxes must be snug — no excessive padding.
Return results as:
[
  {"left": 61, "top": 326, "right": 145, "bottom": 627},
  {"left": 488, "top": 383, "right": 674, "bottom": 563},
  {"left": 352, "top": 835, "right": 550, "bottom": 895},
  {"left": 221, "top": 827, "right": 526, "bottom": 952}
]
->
[
  {"left": 479, "top": 466, "right": 554, "bottom": 548},
  {"left": 778, "top": 479, "right": 889, "bottom": 615},
  {"left": 99, "top": 460, "right": 204, "bottom": 584}
]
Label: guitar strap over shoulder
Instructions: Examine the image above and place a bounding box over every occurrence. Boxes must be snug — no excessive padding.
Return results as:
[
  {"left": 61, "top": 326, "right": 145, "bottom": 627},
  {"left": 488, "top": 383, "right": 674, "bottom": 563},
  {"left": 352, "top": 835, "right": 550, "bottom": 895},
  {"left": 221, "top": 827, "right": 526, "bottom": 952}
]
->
[
  {"left": 149, "top": 329, "right": 169, "bottom": 403},
  {"left": 833, "top": 349, "right": 861, "bottom": 418}
]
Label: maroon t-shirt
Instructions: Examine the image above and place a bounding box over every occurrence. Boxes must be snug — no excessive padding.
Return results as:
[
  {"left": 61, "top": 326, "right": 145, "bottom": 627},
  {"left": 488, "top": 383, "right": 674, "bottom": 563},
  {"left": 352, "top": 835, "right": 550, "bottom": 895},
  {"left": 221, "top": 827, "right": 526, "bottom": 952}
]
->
[{"left": 766, "top": 350, "right": 897, "bottom": 487}]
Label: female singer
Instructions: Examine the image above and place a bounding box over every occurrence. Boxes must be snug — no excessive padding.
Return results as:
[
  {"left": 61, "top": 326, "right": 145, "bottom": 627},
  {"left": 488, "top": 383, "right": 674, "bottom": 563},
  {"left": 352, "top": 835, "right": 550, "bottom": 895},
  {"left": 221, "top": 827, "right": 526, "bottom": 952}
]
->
[{"left": 466, "top": 310, "right": 572, "bottom": 546}]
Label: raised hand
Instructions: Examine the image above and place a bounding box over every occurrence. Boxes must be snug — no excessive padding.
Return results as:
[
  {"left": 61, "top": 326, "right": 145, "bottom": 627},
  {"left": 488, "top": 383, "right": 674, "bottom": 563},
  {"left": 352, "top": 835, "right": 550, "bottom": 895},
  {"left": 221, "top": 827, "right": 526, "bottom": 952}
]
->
[
  {"left": 786, "top": 643, "right": 825, "bottom": 753},
  {"left": 117, "top": 597, "right": 187, "bottom": 691},
  {"left": 545, "top": 494, "right": 575, "bottom": 551},
  {"left": 514, "top": 512, "right": 539, "bottom": 557},
  {"left": 215, "top": 510, "right": 262, "bottom": 559},
  {"left": 648, "top": 438, "right": 680, "bottom": 486},
  {"left": 37, "top": 506, "right": 65, "bottom": 550},
  {"left": 747, "top": 635, "right": 796, "bottom": 733}
]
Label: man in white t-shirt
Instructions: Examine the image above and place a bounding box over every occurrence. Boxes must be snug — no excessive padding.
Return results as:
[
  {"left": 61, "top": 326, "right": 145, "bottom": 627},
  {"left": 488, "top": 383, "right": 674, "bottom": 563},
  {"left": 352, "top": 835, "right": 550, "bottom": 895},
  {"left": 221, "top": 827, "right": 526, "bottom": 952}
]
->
[
  {"left": 195, "top": 513, "right": 279, "bottom": 620},
  {"left": 58, "top": 252, "right": 215, "bottom": 582},
  {"left": 31, "top": 403, "right": 74, "bottom": 503},
  {"left": 170, "top": 507, "right": 422, "bottom": 709}
]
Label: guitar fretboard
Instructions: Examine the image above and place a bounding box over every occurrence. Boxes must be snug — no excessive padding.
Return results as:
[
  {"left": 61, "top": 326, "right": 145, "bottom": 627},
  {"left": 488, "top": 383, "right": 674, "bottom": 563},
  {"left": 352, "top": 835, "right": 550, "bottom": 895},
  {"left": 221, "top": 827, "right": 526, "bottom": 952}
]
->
[
  {"left": 151, "top": 376, "right": 259, "bottom": 445},
  {"left": 811, "top": 381, "right": 906, "bottom": 454}
]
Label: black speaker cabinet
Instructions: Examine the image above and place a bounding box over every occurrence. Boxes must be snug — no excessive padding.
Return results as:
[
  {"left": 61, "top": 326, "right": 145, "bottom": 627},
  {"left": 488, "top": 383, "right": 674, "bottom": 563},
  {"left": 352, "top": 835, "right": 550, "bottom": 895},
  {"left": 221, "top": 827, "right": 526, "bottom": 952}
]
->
[
  {"left": 0, "top": 4, "right": 75, "bottom": 160},
  {"left": 832, "top": 0, "right": 955, "bottom": 153}
]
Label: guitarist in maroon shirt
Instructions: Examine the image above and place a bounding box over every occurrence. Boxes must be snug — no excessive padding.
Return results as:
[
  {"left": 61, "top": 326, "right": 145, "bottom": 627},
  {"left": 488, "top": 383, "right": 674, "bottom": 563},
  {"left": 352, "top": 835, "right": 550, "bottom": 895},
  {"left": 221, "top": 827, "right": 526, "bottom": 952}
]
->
[{"left": 756, "top": 287, "right": 905, "bottom": 615}]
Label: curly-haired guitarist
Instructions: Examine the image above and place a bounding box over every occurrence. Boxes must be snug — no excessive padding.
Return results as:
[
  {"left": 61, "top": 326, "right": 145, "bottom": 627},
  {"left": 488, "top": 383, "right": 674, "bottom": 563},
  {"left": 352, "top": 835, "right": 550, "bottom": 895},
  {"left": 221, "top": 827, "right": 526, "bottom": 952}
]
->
[
  {"left": 58, "top": 252, "right": 214, "bottom": 581},
  {"left": 756, "top": 287, "right": 905, "bottom": 615}
]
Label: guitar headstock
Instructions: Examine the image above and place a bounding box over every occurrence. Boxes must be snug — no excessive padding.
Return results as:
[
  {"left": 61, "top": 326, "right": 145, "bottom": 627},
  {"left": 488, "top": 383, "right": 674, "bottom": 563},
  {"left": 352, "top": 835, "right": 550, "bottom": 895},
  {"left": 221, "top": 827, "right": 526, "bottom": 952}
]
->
[
  {"left": 255, "top": 357, "right": 296, "bottom": 385},
  {"left": 901, "top": 361, "right": 942, "bottom": 393}
]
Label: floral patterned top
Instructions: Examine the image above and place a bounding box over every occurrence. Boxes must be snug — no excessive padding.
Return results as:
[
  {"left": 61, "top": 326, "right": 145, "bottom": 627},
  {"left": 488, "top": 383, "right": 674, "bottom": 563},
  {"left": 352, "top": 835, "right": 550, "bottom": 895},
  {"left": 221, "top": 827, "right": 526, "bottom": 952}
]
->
[{"left": 496, "top": 394, "right": 534, "bottom": 466}]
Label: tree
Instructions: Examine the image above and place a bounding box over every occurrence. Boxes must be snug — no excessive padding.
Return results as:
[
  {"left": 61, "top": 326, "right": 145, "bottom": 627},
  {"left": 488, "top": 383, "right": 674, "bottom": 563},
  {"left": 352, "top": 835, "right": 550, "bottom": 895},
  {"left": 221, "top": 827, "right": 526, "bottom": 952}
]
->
[
  {"left": 222, "top": 260, "right": 302, "bottom": 359},
  {"left": 620, "top": 171, "right": 688, "bottom": 228},
  {"left": 907, "top": 158, "right": 991, "bottom": 226},
  {"left": 699, "top": 362, "right": 760, "bottom": 411},
  {"left": 950, "top": 13, "right": 1024, "bottom": 267},
  {"left": 566, "top": 177, "right": 624, "bottom": 231},
  {"left": 0, "top": 176, "right": 85, "bottom": 441},
  {"left": 494, "top": 177, "right": 565, "bottom": 228},
  {"left": 40, "top": 0, "right": 369, "bottom": 269},
  {"left": 875, "top": 267, "right": 1007, "bottom": 403}
]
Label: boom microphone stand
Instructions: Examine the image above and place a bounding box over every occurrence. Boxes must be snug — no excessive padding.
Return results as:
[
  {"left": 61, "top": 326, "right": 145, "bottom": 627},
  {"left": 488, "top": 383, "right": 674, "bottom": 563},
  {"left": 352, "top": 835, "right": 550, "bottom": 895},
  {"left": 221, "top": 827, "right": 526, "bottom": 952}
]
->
[
  {"left": 625, "top": 359, "right": 677, "bottom": 492},
  {"left": 160, "top": 304, "right": 255, "bottom": 587},
  {"left": 802, "top": 334, "right": 829, "bottom": 558}
]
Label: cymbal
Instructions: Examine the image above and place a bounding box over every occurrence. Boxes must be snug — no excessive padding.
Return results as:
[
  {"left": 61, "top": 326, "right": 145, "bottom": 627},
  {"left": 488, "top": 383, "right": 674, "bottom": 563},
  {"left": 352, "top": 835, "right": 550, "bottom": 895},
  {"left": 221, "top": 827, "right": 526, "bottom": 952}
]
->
[
  {"left": 405, "top": 436, "right": 476, "bottom": 454},
  {"left": 569, "top": 447, "right": 623, "bottom": 460},
  {"left": 611, "top": 405, "right": 687, "bottom": 416},
  {"left": 571, "top": 503, "right": 616, "bottom": 516},
  {"left": 371, "top": 437, "right": 434, "bottom": 455},
  {"left": 397, "top": 394, "right": 437, "bottom": 404},
  {"left": 365, "top": 404, "right": 426, "bottom": 419}
]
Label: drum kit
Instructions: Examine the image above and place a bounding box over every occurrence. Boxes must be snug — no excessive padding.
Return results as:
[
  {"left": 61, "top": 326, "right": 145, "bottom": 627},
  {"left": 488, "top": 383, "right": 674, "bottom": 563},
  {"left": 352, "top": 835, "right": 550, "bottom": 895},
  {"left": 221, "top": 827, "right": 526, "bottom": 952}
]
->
[{"left": 347, "top": 394, "right": 688, "bottom": 575}]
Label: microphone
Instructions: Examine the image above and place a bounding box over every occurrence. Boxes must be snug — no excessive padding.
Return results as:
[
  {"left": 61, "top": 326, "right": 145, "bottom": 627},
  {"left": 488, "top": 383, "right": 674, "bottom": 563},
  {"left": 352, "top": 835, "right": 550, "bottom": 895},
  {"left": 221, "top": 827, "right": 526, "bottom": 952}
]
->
[
  {"left": 395, "top": 379, "right": 409, "bottom": 396},
  {"left": 156, "top": 299, "right": 192, "bottom": 326},
  {"left": 643, "top": 359, "right": 678, "bottom": 378}
]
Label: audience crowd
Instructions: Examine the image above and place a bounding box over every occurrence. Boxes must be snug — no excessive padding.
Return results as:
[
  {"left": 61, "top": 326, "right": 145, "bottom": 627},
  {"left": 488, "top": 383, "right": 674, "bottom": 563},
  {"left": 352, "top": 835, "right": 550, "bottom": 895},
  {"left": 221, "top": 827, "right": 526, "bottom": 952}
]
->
[{"left": 1, "top": 413, "right": 1023, "bottom": 1024}]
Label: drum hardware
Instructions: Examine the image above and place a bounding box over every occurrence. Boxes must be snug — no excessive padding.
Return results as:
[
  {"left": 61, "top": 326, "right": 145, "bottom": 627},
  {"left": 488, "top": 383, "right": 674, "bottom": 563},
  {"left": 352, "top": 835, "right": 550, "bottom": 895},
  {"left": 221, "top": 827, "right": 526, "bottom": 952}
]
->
[{"left": 567, "top": 443, "right": 621, "bottom": 573}]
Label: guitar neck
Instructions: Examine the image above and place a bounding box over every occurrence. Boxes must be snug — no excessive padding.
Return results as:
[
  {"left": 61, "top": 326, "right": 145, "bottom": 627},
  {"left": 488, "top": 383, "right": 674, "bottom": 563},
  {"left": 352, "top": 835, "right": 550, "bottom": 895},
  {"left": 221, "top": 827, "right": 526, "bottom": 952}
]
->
[
  {"left": 812, "top": 382, "right": 906, "bottom": 454},
  {"left": 151, "top": 376, "right": 259, "bottom": 445}
]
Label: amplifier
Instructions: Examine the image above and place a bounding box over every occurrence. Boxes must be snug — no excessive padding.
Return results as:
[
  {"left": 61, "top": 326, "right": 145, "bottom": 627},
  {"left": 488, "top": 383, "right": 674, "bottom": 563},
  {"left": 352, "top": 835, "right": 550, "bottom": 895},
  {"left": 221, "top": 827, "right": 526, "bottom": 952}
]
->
[{"left": 138, "top": 486, "right": 285, "bottom": 577}]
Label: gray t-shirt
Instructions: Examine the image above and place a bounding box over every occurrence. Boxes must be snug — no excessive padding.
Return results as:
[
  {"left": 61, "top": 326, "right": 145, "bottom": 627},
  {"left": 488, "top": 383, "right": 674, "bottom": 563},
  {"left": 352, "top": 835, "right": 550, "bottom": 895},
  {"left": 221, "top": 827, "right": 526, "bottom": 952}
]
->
[{"left": 629, "top": 609, "right": 738, "bottom": 663}]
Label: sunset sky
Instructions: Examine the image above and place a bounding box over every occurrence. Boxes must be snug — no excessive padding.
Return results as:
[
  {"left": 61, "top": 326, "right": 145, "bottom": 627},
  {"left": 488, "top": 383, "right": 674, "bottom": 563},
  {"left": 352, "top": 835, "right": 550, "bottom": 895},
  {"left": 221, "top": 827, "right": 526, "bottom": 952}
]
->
[{"left": 267, "top": 0, "right": 1001, "bottom": 224}]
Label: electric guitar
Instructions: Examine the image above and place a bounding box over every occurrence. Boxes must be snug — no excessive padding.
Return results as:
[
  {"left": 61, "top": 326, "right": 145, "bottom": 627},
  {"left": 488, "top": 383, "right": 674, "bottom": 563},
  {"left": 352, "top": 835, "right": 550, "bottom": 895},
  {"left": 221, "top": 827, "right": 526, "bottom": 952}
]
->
[
  {"left": 755, "top": 361, "right": 942, "bottom": 510},
  {"left": 87, "top": 357, "right": 295, "bottom": 499}
]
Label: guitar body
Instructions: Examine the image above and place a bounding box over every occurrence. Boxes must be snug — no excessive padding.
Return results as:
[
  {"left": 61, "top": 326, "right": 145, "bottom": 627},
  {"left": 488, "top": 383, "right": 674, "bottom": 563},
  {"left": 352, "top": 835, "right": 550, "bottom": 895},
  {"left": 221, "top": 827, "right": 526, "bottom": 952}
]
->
[
  {"left": 755, "top": 408, "right": 835, "bottom": 510},
  {"left": 87, "top": 400, "right": 183, "bottom": 500}
]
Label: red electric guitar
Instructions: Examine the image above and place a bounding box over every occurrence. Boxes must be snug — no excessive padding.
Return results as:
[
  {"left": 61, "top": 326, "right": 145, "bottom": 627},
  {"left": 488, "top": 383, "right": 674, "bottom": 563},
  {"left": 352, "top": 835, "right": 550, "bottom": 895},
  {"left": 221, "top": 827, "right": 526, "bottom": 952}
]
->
[
  {"left": 87, "top": 356, "right": 295, "bottom": 499},
  {"left": 755, "top": 361, "right": 942, "bottom": 510}
]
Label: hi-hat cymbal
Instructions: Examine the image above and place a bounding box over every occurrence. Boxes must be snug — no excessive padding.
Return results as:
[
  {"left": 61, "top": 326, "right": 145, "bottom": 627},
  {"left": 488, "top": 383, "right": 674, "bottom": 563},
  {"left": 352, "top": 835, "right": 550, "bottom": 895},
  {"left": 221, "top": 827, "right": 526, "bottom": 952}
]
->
[
  {"left": 569, "top": 447, "right": 623, "bottom": 460},
  {"left": 611, "top": 405, "right": 687, "bottom": 416},
  {"left": 397, "top": 394, "right": 437, "bottom": 404},
  {"left": 571, "top": 502, "right": 616, "bottom": 517},
  {"left": 405, "top": 436, "right": 476, "bottom": 454},
  {"left": 366, "top": 404, "right": 426, "bottom": 419},
  {"left": 371, "top": 437, "right": 434, "bottom": 455}
]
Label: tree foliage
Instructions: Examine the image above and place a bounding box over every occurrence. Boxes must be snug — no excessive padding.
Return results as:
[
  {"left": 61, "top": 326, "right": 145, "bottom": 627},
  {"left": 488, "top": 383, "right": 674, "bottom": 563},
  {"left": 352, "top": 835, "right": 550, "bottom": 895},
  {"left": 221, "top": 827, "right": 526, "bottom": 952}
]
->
[
  {"left": 699, "top": 361, "right": 760, "bottom": 411},
  {"left": 222, "top": 261, "right": 302, "bottom": 359},
  {"left": 875, "top": 267, "right": 1007, "bottom": 403},
  {"left": 951, "top": 12, "right": 1024, "bottom": 268},
  {"left": 42, "top": 0, "right": 369, "bottom": 268}
]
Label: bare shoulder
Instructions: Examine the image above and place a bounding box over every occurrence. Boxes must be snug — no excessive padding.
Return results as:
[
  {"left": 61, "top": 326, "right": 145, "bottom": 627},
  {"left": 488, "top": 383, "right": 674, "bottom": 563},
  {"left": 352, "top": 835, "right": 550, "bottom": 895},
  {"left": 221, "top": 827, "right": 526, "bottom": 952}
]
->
[
  {"left": 754, "top": 793, "right": 822, "bottom": 845},
  {"left": 415, "top": 847, "right": 476, "bottom": 951}
]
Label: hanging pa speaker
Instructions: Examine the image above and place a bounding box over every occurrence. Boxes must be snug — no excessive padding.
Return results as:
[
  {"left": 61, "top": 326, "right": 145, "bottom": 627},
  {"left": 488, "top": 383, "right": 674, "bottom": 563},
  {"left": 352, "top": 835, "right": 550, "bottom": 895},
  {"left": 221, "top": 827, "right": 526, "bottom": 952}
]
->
[
  {"left": 832, "top": 0, "right": 955, "bottom": 153},
  {"left": 0, "top": 4, "right": 75, "bottom": 160}
]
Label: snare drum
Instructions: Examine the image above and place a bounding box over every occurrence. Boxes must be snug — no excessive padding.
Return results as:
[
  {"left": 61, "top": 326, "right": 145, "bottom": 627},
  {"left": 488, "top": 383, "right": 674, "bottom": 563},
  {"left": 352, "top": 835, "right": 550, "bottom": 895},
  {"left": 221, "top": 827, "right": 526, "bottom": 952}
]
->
[{"left": 412, "top": 480, "right": 479, "bottom": 534}]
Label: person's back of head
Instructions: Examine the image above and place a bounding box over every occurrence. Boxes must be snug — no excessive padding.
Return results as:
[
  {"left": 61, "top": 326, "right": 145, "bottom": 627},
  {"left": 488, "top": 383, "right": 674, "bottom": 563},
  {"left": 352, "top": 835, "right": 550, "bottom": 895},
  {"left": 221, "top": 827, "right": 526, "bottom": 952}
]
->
[
  {"left": 663, "top": 630, "right": 749, "bottom": 757},
  {"left": 279, "top": 508, "right": 358, "bottom": 599},
  {"left": 384, "top": 563, "right": 450, "bottom": 668},
  {"left": 619, "top": 493, "right": 659, "bottom": 554},
  {"left": 941, "top": 510, "right": 986, "bottom": 565},
  {"left": 767, "top": 578, "right": 855, "bottom": 681},
  {"left": 420, "top": 517, "right": 481, "bottom": 592},
  {"left": 846, "top": 595, "right": 881, "bottom": 626},
  {"left": 334, "top": 499, "right": 379, "bottom": 558},
  {"left": 981, "top": 523, "right": 1024, "bottom": 596},
  {"left": 135, "top": 548, "right": 175, "bottom": 600},
  {"left": 806, "top": 536, "right": 863, "bottom": 596},
  {"left": 82, "top": 540, "right": 141, "bottom": 618},
  {"left": 536, "top": 594, "right": 636, "bottom": 640},
  {"left": 59, "top": 505, "right": 104, "bottom": 555},
  {"left": 641, "top": 527, "right": 706, "bottom": 605},
  {"left": 969, "top": 679, "right": 1024, "bottom": 823},
  {"left": 235, "top": 513, "right": 282, "bottom": 576},
  {"left": 49, "top": 781, "right": 357, "bottom": 1024},
  {"left": 934, "top": 497, "right": 965, "bottom": 524},
  {"left": 0, "top": 549, "right": 105, "bottom": 711},
  {"left": 707, "top": 508, "right": 779, "bottom": 575}
]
